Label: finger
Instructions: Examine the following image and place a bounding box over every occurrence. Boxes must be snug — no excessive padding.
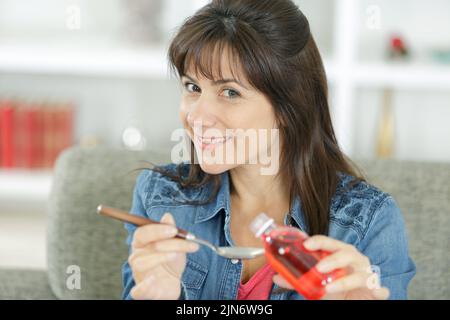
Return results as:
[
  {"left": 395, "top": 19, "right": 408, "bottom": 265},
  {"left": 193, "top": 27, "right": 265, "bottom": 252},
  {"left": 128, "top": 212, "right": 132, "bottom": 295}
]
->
[
  {"left": 130, "top": 276, "right": 156, "bottom": 300},
  {"left": 325, "top": 272, "right": 368, "bottom": 294},
  {"left": 273, "top": 274, "right": 294, "bottom": 290},
  {"left": 131, "top": 252, "right": 179, "bottom": 273},
  {"left": 128, "top": 247, "right": 154, "bottom": 265},
  {"left": 132, "top": 223, "right": 178, "bottom": 248},
  {"left": 160, "top": 213, "right": 176, "bottom": 226},
  {"left": 372, "top": 287, "right": 390, "bottom": 300},
  {"left": 315, "top": 249, "right": 369, "bottom": 274},
  {"left": 154, "top": 238, "right": 200, "bottom": 253},
  {"left": 303, "top": 235, "right": 352, "bottom": 252}
]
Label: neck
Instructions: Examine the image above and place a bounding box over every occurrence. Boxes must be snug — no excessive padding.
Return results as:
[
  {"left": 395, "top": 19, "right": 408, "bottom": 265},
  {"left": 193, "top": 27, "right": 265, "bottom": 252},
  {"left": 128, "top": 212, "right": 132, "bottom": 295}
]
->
[{"left": 229, "top": 164, "right": 290, "bottom": 221}]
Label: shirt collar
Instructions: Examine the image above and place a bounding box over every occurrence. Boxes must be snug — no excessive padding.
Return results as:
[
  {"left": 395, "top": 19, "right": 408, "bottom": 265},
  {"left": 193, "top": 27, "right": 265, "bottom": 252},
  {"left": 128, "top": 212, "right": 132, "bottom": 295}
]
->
[
  {"left": 194, "top": 170, "right": 231, "bottom": 223},
  {"left": 194, "top": 171, "right": 307, "bottom": 232},
  {"left": 284, "top": 197, "right": 307, "bottom": 232}
]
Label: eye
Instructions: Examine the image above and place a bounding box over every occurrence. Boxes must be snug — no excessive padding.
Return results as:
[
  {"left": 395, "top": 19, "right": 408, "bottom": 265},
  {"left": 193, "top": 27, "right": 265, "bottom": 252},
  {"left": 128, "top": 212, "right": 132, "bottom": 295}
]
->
[
  {"left": 222, "top": 88, "right": 241, "bottom": 99},
  {"left": 184, "top": 82, "right": 201, "bottom": 93}
]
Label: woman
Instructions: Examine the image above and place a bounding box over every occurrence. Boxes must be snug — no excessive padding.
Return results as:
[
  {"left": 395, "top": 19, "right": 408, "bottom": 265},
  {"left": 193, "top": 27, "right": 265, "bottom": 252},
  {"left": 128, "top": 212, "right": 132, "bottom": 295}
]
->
[{"left": 122, "top": 0, "right": 416, "bottom": 300}]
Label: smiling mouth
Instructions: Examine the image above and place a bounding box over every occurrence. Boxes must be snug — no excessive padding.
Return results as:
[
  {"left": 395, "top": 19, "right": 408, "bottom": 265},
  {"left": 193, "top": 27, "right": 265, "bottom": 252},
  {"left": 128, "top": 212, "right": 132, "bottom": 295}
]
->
[{"left": 195, "top": 136, "right": 233, "bottom": 149}]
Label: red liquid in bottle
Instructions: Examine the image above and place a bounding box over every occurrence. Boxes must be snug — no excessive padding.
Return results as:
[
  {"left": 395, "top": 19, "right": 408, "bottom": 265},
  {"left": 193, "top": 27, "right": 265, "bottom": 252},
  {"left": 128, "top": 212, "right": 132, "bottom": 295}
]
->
[{"left": 250, "top": 214, "right": 346, "bottom": 300}]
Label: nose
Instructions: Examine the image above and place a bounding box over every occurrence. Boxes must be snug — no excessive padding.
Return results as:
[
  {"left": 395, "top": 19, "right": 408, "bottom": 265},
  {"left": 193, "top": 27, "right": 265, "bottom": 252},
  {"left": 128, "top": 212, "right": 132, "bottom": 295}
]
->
[{"left": 186, "top": 95, "right": 216, "bottom": 129}]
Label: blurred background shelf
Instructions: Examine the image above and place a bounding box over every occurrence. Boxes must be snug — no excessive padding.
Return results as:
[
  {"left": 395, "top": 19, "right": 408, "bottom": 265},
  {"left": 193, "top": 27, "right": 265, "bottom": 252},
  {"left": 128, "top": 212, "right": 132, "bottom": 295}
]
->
[
  {"left": 2, "top": 46, "right": 450, "bottom": 90},
  {"left": 0, "top": 170, "right": 52, "bottom": 202},
  {"left": 0, "top": 44, "right": 170, "bottom": 78},
  {"left": 2, "top": 44, "right": 449, "bottom": 90},
  {"left": 354, "top": 63, "right": 450, "bottom": 90}
]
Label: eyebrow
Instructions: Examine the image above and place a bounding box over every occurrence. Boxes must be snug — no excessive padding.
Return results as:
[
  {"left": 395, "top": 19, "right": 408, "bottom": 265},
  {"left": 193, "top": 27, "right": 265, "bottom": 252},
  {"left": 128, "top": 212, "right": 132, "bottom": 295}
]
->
[{"left": 182, "top": 74, "right": 248, "bottom": 90}]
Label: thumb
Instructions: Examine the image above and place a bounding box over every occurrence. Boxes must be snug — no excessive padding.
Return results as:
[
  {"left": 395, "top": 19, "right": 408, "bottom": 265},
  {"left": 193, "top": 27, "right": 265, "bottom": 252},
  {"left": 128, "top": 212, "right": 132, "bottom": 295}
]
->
[
  {"left": 273, "top": 274, "right": 294, "bottom": 290},
  {"left": 161, "top": 212, "right": 176, "bottom": 226}
]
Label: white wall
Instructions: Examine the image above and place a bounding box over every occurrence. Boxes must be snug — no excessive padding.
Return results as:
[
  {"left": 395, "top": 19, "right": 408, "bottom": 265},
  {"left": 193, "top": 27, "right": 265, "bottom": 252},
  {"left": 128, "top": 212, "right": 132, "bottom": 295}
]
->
[{"left": 353, "top": 88, "right": 450, "bottom": 162}]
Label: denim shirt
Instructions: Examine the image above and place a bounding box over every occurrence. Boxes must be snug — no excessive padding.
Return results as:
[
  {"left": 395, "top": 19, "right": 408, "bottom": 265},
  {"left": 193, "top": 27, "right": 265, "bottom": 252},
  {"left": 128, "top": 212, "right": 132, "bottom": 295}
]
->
[{"left": 122, "top": 163, "right": 416, "bottom": 300}]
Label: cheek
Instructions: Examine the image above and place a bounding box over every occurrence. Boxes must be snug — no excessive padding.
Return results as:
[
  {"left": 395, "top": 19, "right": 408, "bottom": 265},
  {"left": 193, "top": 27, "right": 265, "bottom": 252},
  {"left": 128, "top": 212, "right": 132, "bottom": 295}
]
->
[
  {"left": 258, "top": 99, "right": 277, "bottom": 127},
  {"left": 179, "top": 102, "right": 189, "bottom": 127},
  {"left": 232, "top": 103, "right": 276, "bottom": 130},
  {"left": 258, "top": 103, "right": 278, "bottom": 131}
]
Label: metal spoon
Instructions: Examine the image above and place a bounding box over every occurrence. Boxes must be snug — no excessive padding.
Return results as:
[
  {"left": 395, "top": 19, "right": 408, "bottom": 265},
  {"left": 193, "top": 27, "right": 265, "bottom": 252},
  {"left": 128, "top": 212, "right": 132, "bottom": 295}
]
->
[{"left": 97, "top": 205, "right": 265, "bottom": 260}]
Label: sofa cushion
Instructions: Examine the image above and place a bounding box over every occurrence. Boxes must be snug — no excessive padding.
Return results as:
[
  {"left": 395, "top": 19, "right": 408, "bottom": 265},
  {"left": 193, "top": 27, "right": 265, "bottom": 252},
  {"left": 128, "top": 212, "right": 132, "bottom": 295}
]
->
[
  {"left": 0, "top": 269, "right": 56, "bottom": 300},
  {"left": 47, "top": 147, "right": 169, "bottom": 299},
  {"left": 358, "top": 159, "right": 450, "bottom": 300}
]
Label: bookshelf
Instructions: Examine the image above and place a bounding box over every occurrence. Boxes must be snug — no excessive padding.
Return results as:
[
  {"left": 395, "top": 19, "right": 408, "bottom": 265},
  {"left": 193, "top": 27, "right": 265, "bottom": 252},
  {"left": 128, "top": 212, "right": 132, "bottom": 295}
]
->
[
  {"left": 0, "top": 170, "right": 52, "bottom": 201},
  {"left": 353, "top": 62, "right": 450, "bottom": 90},
  {"left": 1, "top": 0, "right": 450, "bottom": 202},
  {"left": 0, "top": 44, "right": 170, "bottom": 78}
]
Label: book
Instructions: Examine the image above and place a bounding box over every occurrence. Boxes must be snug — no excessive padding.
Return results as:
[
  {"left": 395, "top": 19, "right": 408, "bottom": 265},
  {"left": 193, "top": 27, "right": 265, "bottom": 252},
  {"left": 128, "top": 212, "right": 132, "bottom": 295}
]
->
[
  {"left": 23, "top": 103, "right": 44, "bottom": 168},
  {"left": 0, "top": 99, "right": 75, "bottom": 169},
  {"left": 0, "top": 100, "right": 15, "bottom": 168}
]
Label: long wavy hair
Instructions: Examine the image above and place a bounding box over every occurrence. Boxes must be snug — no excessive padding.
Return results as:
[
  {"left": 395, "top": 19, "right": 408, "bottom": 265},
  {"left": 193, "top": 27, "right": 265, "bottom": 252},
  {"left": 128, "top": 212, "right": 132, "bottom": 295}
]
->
[{"left": 150, "top": 0, "right": 362, "bottom": 236}]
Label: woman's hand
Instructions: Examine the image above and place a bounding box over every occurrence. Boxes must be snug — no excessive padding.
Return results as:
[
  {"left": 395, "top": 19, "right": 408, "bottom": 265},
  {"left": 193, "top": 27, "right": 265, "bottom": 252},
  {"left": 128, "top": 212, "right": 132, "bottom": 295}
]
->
[
  {"left": 272, "top": 235, "right": 390, "bottom": 300},
  {"left": 128, "top": 213, "right": 200, "bottom": 300}
]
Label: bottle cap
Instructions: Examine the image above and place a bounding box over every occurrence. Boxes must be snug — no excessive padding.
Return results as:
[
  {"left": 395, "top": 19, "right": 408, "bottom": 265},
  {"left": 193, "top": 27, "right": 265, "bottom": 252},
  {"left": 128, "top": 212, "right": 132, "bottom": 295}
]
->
[{"left": 249, "top": 213, "right": 275, "bottom": 238}]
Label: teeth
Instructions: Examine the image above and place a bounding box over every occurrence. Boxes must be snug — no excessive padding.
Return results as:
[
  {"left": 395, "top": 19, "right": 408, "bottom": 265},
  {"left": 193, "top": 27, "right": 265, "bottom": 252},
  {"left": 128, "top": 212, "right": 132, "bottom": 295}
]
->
[{"left": 198, "top": 136, "right": 230, "bottom": 144}]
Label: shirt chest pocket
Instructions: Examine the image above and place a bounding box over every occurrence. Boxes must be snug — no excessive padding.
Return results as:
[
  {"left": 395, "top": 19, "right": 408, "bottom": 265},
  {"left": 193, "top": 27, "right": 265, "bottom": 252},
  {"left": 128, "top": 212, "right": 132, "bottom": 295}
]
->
[
  {"left": 145, "top": 205, "right": 198, "bottom": 230},
  {"left": 181, "top": 258, "right": 208, "bottom": 300}
]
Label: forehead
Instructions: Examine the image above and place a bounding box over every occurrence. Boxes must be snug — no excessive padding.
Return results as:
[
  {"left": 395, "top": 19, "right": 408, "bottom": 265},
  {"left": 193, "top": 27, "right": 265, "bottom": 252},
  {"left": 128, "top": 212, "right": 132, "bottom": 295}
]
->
[{"left": 183, "top": 42, "right": 249, "bottom": 85}]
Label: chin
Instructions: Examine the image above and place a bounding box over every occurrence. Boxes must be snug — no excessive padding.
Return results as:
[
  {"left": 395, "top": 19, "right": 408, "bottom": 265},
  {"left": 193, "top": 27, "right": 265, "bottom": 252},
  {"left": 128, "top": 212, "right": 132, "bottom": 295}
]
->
[{"left": 198, "top": 162, "right": 236, "bottom": 175}]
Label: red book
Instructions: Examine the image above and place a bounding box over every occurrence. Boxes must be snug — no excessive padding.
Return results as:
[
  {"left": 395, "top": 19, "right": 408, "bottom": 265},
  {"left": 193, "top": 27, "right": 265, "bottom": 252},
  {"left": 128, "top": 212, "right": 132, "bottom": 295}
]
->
[
  {"left": 60, "top": 104, "right": 74, "bottom": 152},
  {"left": 23, "top": 103, "right": 44, "bottom": 168},
  {"left": 42, "top": 104, "right": 55, "bottom": 169},
  {"left": 50, "top": 104, "right": 74, "bottom": 168},
  {"left": 0, "top": 100, "right": 15, "bottom": 168},
  {"left": 0, "top": 100, "right": 3, "bottom": 169},
  {"left": 50, "top": 105, "right": 60, "bottom": 168},
  {"left": 1, "top": 100, "right": 75, "bottom": 169},
  {"left": 13, "top": 102, "right": 25, "bottom": 168},
  {"left": 0, "top": 100, "right": 2, "bottom": 166}
]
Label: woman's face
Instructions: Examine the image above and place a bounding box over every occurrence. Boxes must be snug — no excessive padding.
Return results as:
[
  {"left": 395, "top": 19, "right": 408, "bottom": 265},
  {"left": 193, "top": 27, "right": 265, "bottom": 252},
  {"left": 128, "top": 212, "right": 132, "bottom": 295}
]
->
[{"left": 179, "top": 50, "right": 280, "bottom": 175}]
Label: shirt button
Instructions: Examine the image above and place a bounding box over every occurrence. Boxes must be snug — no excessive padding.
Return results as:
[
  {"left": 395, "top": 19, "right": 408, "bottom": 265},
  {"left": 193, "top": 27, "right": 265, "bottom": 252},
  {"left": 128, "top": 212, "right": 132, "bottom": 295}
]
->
[{"left": 231, "top": 259, "right": 239, "bottom": 264}]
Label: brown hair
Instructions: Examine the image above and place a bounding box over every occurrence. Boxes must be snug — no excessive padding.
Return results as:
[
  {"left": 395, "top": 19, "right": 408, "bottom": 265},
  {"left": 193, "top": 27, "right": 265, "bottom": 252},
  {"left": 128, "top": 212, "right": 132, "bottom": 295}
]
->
[{"left": 152, "top": 0, "right": 363, "bottom": 236}]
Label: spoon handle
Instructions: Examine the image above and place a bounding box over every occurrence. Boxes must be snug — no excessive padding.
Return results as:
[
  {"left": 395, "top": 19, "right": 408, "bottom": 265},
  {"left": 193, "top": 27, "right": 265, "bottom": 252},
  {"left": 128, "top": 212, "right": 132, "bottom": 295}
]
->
[{"left": 97, "top": 205, "right": 191, "bottom": 239}]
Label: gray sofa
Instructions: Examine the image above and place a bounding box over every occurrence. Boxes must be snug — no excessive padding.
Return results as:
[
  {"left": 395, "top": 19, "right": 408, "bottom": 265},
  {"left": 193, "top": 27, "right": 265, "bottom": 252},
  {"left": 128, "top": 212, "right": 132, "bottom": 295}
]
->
[{"left": 0, "top": 146, "right": 448, "bottom": 299}]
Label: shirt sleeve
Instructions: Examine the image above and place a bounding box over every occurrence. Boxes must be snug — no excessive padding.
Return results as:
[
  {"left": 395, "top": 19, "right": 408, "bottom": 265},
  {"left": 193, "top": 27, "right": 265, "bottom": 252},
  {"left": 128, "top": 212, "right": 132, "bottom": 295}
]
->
[
  {"left": 121, "top": 170, "right": 150, "bottom": 300},
  {"left": 356, "top": 196, "right": 416, "bottom": 300}
]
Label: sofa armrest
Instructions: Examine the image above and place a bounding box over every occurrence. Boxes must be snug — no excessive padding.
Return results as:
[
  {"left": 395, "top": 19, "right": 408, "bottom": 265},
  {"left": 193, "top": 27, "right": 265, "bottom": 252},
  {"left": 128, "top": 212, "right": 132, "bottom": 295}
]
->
[{"left": 0, "top": 269, "right": 57, "bottom": 300}]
